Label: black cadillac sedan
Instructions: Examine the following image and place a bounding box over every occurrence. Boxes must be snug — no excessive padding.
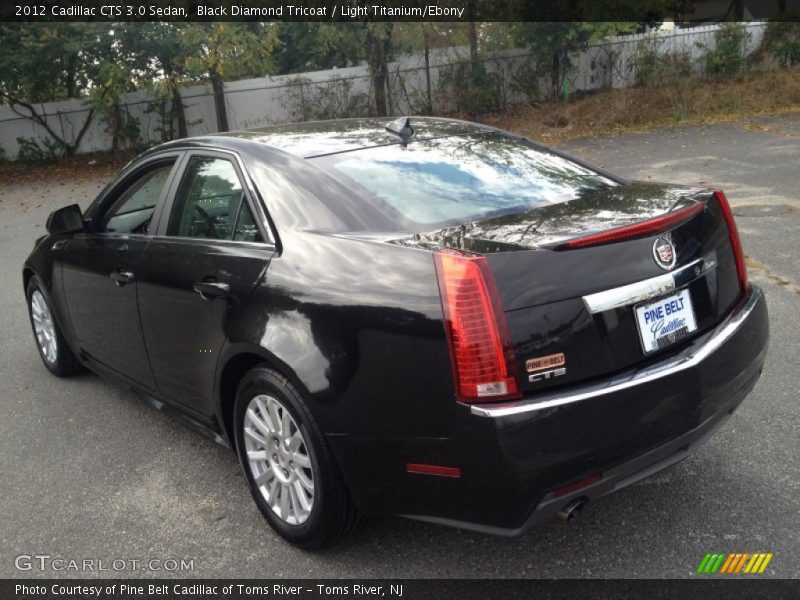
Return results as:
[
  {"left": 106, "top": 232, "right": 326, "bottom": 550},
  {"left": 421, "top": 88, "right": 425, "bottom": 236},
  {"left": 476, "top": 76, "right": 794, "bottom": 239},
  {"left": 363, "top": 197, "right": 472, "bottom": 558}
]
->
[{"left": 24, "top": 117, "right": 768, "bottom": 548}]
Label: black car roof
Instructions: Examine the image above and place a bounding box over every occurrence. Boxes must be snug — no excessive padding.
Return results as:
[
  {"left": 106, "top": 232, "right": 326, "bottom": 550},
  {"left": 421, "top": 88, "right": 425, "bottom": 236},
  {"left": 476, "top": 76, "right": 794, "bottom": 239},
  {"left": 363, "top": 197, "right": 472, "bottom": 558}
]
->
[{"left": 144, "top": 117, "right": 493, "bottom": 159}]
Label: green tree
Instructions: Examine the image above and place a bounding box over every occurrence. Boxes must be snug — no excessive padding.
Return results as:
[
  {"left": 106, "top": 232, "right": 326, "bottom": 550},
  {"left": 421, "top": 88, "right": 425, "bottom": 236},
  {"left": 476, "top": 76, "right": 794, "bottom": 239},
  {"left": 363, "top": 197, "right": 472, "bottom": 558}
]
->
[
  {"left": 513, "top": 23, "right": 638, "bottom": 102},
  {"left": 274, "top": 23, "right": 364, "bottom": 74},
  {"left": 0, "top": 23, "right": 114, "bottom": 156},
  {"left": 115, "top": 22, "right": 190, "bottom": 139},
  {"left": 183, "top": 23, "right": 279, "bottom": 132},
  {"left": 760, "top": 15, "right": 800, "bottom": 66}
]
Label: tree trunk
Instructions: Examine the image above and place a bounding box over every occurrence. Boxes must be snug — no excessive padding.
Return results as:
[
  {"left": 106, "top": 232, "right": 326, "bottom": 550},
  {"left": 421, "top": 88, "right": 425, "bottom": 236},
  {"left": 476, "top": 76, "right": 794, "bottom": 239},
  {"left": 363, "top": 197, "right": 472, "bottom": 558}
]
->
[
  {"left": 424, "top": 30, "right": 433, "bottom": 113},
  {"left": 549, "top": 53, "right": 561, "bottom": 102},
  {"left": 65, "top": 54, "right": 78, "bottom": 99},
  {"left": 2, "top": 92, "right": 94, "bottom": 157},
  {"left": 171, "top": 81, "right": 187, "bottom": 138},
  {"left": 732, "top": 0, "right": 744, "bottom": 20},
  {"left": 365, "top": 24, "right": 392, "bottom": 117},
  {"left": 468, "top": 22, "right": 479, "bottom": 74},
  {"left": 467, "top": 1, "right": 479, "bottom": 77},
  {"left": 373, "top": 69, "right": 388, "bottom": 117},
  {"left": 209, "top": 68, "right": 229, "bottom": 132}
]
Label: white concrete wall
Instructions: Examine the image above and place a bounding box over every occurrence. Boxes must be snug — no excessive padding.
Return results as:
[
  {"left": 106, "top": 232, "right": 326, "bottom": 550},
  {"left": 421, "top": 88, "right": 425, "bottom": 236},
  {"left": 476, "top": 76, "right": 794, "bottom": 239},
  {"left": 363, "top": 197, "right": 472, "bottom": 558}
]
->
[{"left": 0, "top": 22, "right": 768, "bottom": 161}]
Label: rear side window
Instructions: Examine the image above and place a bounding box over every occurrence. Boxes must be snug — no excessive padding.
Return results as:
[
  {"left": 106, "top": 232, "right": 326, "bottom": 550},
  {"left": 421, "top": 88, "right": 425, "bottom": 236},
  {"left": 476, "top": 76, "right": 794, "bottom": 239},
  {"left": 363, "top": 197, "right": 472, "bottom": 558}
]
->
[
  {"left": 99, "top": 163, "right": 173, "bottom": 234},
  {"left": 167, "top": 156, "right": 261, "bottom": 242},
  {"left": 311, "top": 133, "right": 617, "bottom": 231}
]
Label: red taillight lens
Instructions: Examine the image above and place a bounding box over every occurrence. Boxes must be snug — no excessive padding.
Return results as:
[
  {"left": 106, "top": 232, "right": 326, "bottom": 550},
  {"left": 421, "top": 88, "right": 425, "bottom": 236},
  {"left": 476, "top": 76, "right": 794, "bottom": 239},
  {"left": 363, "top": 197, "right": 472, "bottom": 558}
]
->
[
  {"left": 714, "top": 190, "right": 748, "bottom": 296},
  {"left": 434, "top": 250, "right": 519, "bottom": 404},
  {"left": 557, "top": 202, "right": 705, "bottom": 249}
]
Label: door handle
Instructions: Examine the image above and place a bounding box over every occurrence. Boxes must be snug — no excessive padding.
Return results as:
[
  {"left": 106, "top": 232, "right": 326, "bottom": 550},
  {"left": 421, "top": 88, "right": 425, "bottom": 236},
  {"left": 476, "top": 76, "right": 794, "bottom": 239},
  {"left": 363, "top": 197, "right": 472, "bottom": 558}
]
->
[
  {"left": 111, "top": 270, "right": 135, "bottom": 287},
  {"left": 193, "top": 280, "right": 230, "bottom": 301}
]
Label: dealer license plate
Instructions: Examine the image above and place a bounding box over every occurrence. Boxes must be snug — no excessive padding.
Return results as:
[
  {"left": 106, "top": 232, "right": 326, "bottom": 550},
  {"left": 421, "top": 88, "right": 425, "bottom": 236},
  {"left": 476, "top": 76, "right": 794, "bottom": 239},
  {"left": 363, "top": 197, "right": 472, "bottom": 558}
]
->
[{"left": 634, "top": 288, "right": 698, "bottom": 354}]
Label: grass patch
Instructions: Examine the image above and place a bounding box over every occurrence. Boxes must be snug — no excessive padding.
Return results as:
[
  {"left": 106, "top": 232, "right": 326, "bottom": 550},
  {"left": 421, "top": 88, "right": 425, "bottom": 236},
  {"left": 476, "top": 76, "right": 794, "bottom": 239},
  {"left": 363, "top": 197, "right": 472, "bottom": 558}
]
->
[{"left": 484, "top": 69, "right": 800, "bottom": 144}]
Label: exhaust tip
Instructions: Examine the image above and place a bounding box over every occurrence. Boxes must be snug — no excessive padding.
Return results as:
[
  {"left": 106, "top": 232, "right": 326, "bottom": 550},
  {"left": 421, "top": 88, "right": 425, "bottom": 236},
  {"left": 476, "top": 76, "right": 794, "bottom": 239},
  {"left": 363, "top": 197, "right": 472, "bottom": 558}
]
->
[{"left": 559, "top": 498, "right": 588, "bottom": 522}]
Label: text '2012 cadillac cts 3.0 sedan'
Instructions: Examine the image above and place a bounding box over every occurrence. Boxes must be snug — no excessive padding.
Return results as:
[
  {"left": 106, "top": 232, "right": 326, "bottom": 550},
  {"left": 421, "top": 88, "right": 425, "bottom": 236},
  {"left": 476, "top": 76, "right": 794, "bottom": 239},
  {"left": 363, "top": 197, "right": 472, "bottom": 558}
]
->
[{"left": 24, "top": 117, "right": 768, "bottom": 548}]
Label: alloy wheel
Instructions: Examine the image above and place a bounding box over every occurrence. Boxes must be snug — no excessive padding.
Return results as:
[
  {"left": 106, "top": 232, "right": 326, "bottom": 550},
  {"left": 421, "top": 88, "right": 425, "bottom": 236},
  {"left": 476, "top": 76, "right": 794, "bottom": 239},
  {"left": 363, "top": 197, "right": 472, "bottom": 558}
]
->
[
  {"left": 243, "top": 394, "right": 315, "bottom": 525},
  {"left": 31, "top": 290, "right": 57, "bottom": 364}
]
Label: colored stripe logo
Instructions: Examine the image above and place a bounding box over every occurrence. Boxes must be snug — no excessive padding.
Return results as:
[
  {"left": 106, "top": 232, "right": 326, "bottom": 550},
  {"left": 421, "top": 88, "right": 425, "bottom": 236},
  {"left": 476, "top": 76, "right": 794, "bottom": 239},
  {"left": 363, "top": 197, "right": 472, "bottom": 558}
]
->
[{"left": 696, "top": 552, "right": 773, "bottom": 574}]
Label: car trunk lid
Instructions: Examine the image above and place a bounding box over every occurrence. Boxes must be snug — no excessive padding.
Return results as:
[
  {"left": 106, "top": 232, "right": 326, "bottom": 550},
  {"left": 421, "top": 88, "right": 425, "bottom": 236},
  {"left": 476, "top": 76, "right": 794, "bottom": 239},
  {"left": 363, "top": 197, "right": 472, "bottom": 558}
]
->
[{"left": 403, "top": 182, "right": 746, "bottom": 398}]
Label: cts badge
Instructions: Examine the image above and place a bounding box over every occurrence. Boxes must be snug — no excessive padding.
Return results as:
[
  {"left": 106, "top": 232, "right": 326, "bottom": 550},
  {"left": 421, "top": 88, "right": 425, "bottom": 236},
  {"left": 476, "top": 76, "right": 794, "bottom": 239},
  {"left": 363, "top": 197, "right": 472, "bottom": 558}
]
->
[
  {"left": 528, "top": 367, "right": 566, "bottom": 383},
  {"left": 653, "top": 236, "right": 677, "bottom": 270},
  {"left": 526, "top": 353, "right": 566, "bottom": 383}
]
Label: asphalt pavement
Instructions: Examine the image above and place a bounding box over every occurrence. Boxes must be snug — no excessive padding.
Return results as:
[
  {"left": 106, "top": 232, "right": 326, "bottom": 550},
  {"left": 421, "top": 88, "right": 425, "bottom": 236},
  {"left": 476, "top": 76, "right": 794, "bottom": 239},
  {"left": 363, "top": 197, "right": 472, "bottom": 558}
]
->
[{"left": 0, "top": 113, "right": 797, "bottom": 578}]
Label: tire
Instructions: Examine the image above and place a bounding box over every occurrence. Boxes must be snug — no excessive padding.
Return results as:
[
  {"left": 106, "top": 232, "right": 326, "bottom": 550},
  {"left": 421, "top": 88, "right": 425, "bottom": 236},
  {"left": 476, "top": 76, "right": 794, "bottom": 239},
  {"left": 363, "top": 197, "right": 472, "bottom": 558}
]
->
[
  {"left": 233, "top": 366, "right": 362, "bottom": 549},
  {"left": 26, "top": 275, "right": 82, "bottom": 377}
]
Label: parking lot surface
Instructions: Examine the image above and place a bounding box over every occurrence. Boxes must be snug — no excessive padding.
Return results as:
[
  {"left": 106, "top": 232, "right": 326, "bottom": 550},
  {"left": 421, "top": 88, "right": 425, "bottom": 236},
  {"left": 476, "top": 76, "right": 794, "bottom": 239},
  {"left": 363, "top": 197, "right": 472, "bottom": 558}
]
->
[{"left": 0, "top": 114, "right": 798, "bottom": 578}]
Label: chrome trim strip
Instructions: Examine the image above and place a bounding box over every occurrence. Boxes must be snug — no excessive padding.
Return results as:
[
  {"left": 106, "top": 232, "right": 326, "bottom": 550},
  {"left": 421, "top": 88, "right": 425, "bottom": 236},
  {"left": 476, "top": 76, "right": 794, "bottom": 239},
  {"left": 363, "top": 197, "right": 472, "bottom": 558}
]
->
[
  {"left": 471, "top": 287, "right": 760, "bottom": 418},
  {"left": 582, "top": 256, "right": 715, "bottom": 315}
]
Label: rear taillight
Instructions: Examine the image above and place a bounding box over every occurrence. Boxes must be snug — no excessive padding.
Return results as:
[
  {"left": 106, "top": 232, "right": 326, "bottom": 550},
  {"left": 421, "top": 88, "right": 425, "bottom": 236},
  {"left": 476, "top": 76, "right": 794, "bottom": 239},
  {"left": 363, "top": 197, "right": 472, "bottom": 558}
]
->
[
  {"left": 555, "top": 202, "right": 704, "bottom": 249},
  {"left": 434, "top": 250, "right": 520, "bottom": 404},
  {"left": 714, "top": 190, "right": 748, "bottom": 296}
]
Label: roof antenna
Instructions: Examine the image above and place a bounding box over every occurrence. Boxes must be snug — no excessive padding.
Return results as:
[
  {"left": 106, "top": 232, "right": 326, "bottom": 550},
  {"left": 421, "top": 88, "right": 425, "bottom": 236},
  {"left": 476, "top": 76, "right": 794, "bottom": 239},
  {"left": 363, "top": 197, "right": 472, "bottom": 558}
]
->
[{"left": 385, "top": 117, "right": 415, "bottom": 146}]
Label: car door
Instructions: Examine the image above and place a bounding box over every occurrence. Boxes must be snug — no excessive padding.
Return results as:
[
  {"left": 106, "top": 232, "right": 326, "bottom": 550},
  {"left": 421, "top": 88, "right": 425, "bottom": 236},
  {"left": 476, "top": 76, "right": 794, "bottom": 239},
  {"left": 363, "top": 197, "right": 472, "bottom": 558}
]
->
[
  {"left": 137, "top": 150, "right": 275, "bottom": 415},
  {"left": 60, "top": 155, "right": 181, "bottom": 389}
]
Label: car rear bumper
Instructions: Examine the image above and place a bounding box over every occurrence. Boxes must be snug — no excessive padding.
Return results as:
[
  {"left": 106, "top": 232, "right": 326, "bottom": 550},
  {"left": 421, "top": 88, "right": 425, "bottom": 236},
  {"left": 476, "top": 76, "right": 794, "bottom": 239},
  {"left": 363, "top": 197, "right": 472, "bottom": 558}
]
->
[{"left": 398, "top": 284, "right": 768, "bottom": 534}]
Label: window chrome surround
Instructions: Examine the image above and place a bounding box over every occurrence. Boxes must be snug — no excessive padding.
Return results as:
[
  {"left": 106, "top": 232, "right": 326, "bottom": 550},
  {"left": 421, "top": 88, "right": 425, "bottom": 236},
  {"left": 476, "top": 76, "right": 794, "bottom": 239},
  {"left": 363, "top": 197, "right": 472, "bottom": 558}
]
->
[
  {"left": 470, "top": 285, "right": 760, "bottom": 419},
  {"left": 581, "top": 254, "right": 716, "bottom": 315},
  {"left": 88, "top": 153, "right": 182, "bottom": 235},
  {"left": 152, "top": 147, "right": 278, "bottom": 249}
]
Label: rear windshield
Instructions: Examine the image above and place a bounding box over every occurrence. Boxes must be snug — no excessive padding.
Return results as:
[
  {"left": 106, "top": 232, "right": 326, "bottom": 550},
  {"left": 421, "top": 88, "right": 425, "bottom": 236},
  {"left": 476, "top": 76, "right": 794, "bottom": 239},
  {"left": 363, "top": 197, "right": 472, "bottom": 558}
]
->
[{"left": 310, "top": 132, "right": 618, "bottom": 232}]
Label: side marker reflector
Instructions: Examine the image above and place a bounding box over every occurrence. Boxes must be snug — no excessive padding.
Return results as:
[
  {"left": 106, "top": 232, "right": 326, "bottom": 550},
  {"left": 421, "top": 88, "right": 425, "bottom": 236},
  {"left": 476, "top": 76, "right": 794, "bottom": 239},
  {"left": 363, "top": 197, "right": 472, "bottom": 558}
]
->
[
  {"left": 406, "top": 463, "right": 461, "bottom": 478},
  {"left": 553, "top": 473, "right": 601, "bottom": 498}
]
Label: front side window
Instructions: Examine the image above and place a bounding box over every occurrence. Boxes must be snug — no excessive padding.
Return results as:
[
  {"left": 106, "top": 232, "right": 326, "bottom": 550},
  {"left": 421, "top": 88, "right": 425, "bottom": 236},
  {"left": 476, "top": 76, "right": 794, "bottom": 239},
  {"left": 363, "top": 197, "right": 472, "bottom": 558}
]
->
[
  {"left": 167, "top": 156, "right": 249, "bottom": 240},
  {"left": 99, "top": 163, "right": 173, "bottom": 234}
]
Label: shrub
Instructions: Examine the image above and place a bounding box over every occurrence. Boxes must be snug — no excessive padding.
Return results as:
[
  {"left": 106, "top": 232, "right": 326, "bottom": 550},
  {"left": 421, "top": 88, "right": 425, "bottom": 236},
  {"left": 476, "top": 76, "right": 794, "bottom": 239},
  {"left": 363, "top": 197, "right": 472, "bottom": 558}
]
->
[
  {"left": 437, "top": 61, "right": 506, "bottom": 115},
  {"left": 759, "top": 16, "right": 800, "bottom": 67},
  {"left": 704, "top": 23, "right": 750, "bottom": 77},
  {"left": 15, "top": 137, "right": 63, "bottom": 163},
  {"left": 509, "top": 60, "right": 544, "bottom": 104},
  {"left": 633, "top": 41, "right": 694, "bottom": 88},
  {"left": 282, "top": 75, "right": 371, "bottom": 121}
]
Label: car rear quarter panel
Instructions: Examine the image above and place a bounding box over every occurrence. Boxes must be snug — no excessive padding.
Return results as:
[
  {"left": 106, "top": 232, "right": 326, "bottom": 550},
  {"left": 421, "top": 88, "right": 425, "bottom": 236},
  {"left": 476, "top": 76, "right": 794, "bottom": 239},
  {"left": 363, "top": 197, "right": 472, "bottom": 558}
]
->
[{"left": 229, "top": 229, "right": 455, "bottom": 440}]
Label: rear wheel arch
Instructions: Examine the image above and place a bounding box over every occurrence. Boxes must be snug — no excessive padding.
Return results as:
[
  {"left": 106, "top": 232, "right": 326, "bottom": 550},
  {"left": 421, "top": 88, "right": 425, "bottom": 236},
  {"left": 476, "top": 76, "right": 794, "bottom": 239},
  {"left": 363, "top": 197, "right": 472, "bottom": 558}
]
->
[{"left": 217, "top": 348, "right": 312, "bottom": 448}]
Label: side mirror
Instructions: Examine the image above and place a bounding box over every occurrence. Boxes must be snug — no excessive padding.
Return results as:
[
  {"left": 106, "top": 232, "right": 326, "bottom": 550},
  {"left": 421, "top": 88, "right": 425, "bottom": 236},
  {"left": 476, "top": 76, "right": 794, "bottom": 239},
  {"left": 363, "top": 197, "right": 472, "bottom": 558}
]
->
[{"left": 46, "top": 204, "right": 85, "bottom": 235}]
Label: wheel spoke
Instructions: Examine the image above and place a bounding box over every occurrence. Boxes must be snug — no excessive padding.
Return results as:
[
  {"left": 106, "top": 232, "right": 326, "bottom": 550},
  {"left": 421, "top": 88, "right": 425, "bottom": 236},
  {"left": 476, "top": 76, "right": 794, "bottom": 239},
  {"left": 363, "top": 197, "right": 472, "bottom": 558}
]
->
[
  {"left": 293, "top": 480, "right": 312, "bottom": 512},
  {"left": 255, "top": 396, "right": 274, "bottom": 432},
  {"left": 247, "top": 449, "right": 268, "bottom": 461},
  {"left": 254, "top": 466, "right": 273, "bottom": 486},
  {"left": 244, "top": 426, "right": 267, "bottom": 447},
  {"left": 295, "top": 467, "right": 314, "bottom": 492},
  {"left": 287, "top": 431, "right": 303, "bottom": 452},
  {"left": 267, "top": 479, "right": 279, "bottom": 509},
  {"left": 268, "top": 399, "right": 282, "bottom": 436},
  {"left": 281, "top": 411, "right": 292, "bottom": 441},
  {"left": 292, "top": 452, "right": 311, "bottom": 469},
  {"left": 246, "top": 408, "right": 271, "bottom": 439},
  {"left": 287, "top": 485, "right": 299, "bottom": 521},
  {"left": 279, "top": 483, "right": 289, "bottom": 517}
]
